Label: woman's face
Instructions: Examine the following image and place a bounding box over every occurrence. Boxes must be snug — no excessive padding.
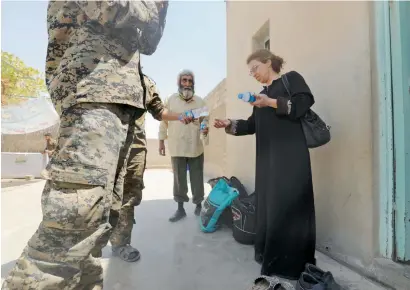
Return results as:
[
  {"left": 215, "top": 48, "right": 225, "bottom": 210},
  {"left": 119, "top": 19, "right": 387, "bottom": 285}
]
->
[{"left": 248, "top": 59, "right": 271, "bottom": 84}]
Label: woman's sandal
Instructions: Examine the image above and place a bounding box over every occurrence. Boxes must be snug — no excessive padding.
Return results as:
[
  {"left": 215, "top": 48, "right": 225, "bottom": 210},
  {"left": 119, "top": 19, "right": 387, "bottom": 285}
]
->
[
  {"left": 112, "top": 245, "right": 141, "bottom": 262},
  {"left": 249, "top": 276, "right": 295, "bottom": 290}
]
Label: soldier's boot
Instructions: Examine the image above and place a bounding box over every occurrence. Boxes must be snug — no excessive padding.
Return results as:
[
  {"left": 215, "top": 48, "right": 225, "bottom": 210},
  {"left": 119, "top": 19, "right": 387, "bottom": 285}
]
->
[
  {"left": 169, "top": 202, "right": 187, "bottom": 222},
  {"left": 112, "top": 244, "right": 141, "bottom": 262},
  {"left": 109, "top": 206, "right": 140, "bottom": 262}
]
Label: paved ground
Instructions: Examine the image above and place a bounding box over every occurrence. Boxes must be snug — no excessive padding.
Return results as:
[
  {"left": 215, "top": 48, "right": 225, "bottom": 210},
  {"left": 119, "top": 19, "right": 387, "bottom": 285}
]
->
[{"left": 1, "top": 169, "right": 387, "bottom": 290}]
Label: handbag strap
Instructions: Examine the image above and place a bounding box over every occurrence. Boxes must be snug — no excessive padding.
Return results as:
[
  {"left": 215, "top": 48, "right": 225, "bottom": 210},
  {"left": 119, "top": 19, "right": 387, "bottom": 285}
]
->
[{"left": 281, "top": 73, "right": 292, "bottom": 98}]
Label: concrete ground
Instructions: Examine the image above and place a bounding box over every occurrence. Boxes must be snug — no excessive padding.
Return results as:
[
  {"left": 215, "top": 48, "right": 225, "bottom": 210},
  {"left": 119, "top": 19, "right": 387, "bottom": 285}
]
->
[{"left": 1, "top": 169, "right": 387, "bottom": 290}]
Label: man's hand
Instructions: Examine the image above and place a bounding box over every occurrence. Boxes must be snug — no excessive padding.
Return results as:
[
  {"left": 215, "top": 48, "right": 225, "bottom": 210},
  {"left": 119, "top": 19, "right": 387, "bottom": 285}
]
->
[
  {"left": 159, "top": 140, "right": 166, "bottom": 156},
  {"left": 178, "top": 114, "right": 193, "bottom": 124}
]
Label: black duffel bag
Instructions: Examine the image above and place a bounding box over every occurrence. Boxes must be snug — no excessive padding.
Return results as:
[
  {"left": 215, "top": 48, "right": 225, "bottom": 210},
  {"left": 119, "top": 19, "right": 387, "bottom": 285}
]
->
[{"left": 231, "top": 192, "right": 256, "bottom": 245}]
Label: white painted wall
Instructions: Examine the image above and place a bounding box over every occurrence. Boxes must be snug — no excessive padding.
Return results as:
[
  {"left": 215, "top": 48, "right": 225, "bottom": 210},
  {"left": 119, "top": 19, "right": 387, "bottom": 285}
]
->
[{"left": 1, "top": 153, "right": 48, "bottom": 178}]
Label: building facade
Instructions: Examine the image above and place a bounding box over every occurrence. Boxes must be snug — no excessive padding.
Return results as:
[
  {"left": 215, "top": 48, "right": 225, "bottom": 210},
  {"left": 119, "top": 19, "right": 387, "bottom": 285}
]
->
[{"left": 217, "top": 1, "right": 409, "bottom": 288}]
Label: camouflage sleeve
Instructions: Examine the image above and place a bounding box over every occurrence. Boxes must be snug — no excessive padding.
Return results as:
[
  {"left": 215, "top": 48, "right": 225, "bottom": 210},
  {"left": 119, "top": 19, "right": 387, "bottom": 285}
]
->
[
  {"left": 75, "top": 1, "right": 168, "bottom": 54},
  {"left": 138, "top": 2, "right": 168, "bottom": 55},
  {"left": 147, "top": 95, "right": 165, "bottom": 121},
  {"left": 158, "top": 96, "right": 169, "bottom": 140}
]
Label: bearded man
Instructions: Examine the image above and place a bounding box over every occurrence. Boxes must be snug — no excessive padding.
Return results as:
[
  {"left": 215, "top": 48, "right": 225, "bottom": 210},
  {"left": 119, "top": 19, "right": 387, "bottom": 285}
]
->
[{"left": 158, "top": 70, "right": 209, "bottom": 222}]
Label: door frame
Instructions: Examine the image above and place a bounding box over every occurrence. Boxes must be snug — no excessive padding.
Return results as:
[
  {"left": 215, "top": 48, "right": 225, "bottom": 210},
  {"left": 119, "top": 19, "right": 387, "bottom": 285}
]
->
[
  {"left": 375, "top": 0, "right": 395, "bottom": 259},
  {"left": 389, "top": 0, "right": 410, "bottom": 262},
  {"left": 376, "top": 0, "right": 410, "bottom": 261}
]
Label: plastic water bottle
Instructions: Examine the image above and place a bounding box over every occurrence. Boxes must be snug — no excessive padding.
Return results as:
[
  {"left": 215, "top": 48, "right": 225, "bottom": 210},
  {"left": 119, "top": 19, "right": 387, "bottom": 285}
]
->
[
  {"left": 238, "top": 92, "right": 256, "bottom": 103},
  {"left": 183, "top": 110, "right": 194, "bottom": 118},
  {"left": 200, "top": 119, "right": 209, "bottom": 145},
  {"left": 191, "top": 107, "right": 209, "bottom": 118},
  {"left": 183, "top": 107, "right": 209, "bottom": 119},
  {"left": 200, "top": 121, "right": 206, "bottom": 131}
]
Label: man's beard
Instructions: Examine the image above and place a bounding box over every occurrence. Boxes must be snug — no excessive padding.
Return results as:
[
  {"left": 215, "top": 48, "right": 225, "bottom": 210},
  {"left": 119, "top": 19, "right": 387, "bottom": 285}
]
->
[{"left": 180, "top": 87, "right": 194, "bottom": 100}]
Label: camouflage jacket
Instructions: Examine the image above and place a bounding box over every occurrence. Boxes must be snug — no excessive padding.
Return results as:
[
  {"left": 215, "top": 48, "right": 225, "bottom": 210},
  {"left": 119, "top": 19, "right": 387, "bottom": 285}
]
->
[
  {"left": 132, "top": 74, "right": 165, "bottom": 148},
  {"left": 46, "top": 1, "right": 168, "bottom": 115}
]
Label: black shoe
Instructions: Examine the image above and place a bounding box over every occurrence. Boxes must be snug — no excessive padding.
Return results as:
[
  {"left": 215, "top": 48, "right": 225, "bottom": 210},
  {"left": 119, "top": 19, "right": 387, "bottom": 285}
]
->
[
  {"left": 305, "top": 264, "right": 341, "bottom": 289},
  {"left": 296, "top": 273, "right": 320, "bottom": 290},
  {"left": 297, "top": 270, "right": 341, "bottom": 290},
  {"left": 305, "top": 263, "right": 325, "bottom": 280},
  {"left": 169, "top": 209, "right": 187, "bottom": 222},
  {"left": 194, "top": 204, "right": 202, "bottom": 216}
]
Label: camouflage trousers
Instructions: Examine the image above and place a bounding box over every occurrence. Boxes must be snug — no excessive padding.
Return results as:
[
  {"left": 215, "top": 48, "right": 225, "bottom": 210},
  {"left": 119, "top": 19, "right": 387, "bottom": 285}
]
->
[
  {"left": 2, "top": 103, "right": 143, "bottom": 290},
  {"left": 109, "top": 148, "right": 147, "bottom": 247}
]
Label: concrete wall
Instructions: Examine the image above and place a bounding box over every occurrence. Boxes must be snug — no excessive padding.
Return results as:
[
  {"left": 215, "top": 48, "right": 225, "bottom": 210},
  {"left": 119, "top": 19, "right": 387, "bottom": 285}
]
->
[
  {"left": 203, "top": 79, "right": 227, "bottom": 179},
  {"left": 226, "top": 1, "right": 377, "bottom": 266}
]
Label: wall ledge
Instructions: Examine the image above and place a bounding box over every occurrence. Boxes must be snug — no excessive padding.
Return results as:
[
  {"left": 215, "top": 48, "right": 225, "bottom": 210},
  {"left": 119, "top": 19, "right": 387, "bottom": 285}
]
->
[{"left": 317, "top": 246, "right": 410, "bottom": 290}]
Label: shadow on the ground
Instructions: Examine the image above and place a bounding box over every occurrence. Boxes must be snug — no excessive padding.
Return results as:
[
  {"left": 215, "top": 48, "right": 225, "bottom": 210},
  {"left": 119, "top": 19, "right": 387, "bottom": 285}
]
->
[{"left": 102, "top": 198, "right": 258, "bottom": 290}]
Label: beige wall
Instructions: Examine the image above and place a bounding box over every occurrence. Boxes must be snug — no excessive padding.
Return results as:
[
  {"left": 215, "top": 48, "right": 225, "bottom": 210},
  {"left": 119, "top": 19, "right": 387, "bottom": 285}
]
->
[
  {"left": 226, "top": 1, "right": 377, "bottom": 265},
  {"left": 203, "top": 79, "right": 227, "bottom": 179},
  {"left": 146, "top": 139, "right": 171, "bottom": 169},
  {"left": 1, "top": 124, "right": 60, "bottom": 153}
]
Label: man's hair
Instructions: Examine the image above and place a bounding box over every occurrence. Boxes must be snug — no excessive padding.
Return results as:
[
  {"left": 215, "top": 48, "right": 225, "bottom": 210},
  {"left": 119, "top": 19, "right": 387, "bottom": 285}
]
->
[
  {"left": 44, "top": 133, "right": 51, "bottom": 137},
  {"left": 177, "top": 69, "right": 195, "bottom": 86}
]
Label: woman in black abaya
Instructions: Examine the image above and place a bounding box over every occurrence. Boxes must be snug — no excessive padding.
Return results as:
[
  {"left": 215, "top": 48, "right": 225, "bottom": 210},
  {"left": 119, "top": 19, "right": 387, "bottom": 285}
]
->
[{"left": 214, "top": 49, "right": 316, "bottom": 280}]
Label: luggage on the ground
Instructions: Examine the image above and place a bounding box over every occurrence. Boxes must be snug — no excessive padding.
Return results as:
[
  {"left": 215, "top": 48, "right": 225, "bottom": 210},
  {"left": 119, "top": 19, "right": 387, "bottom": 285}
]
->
[
  {"left": 200, "top": 178, "right": 239, "bottom": 233},
  {"left": 207, "top": 176, "right": 230, "bottom": 188},
  {"left": 207, "top": 176, "right": 233, "bottom": 228},
  {"left": 231, "top": 192, "right": 257, "bottom": 245},
  {"left": 229, "top": 176, "right": 249, "bottom": 199},
  {"left": 207, "top": 176, "right": 247, "bottom": 229}
]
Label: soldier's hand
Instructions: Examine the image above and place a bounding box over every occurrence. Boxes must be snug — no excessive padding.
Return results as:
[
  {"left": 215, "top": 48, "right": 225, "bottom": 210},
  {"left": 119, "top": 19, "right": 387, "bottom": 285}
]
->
[{"left": 178, "top": 114, "right": 193, "bottom": 125}]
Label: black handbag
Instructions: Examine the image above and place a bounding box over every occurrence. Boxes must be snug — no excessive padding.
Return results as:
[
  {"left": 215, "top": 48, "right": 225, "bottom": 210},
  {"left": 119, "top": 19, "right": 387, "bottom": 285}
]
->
[{"left": 281, "top": 74, "right": 331, "bottom": 148}]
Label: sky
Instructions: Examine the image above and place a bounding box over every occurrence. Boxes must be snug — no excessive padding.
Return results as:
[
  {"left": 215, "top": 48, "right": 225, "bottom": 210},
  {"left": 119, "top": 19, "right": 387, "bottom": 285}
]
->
[{"left": 1, "top": 0, "right": 227, "bottom": 138}]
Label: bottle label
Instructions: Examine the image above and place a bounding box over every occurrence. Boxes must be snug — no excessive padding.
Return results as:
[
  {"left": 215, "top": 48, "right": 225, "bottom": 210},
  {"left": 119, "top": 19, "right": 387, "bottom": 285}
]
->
[
  {"left": 238, "top": 92, "right": 255, "bottom": 103},
  {"left": 191, "top": 107, "right": 209, "bottom": 118}
]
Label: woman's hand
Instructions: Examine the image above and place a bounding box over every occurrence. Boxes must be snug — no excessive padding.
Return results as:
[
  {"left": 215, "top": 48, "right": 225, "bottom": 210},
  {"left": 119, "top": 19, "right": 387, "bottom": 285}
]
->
[
  {"left": 250, "top": 94, "right": 277, "bottom": 108},
  {"left": 214, "top": 119, "right": 231, "bottom": 128}
]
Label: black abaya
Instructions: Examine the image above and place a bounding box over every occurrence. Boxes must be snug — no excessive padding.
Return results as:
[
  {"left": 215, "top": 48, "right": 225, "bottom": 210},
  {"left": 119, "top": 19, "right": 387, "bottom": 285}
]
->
[{"left": 226, "top": 71, "right": 316, "bottom": 280}]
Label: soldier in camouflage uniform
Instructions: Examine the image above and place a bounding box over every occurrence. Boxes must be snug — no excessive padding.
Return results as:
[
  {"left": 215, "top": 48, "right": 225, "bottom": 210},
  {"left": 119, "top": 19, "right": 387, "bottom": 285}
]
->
[
  {"left": 2, "top": 1, "right": 169, "bottom": 289},
  {"left": 108, "top": 74, "right": 189, "bottom": 262},
  {"left": 42, "top": 132, "right": 57, "bottom": 158}
]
